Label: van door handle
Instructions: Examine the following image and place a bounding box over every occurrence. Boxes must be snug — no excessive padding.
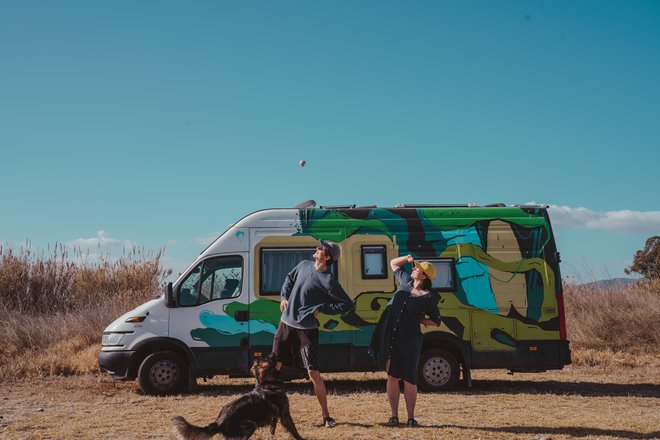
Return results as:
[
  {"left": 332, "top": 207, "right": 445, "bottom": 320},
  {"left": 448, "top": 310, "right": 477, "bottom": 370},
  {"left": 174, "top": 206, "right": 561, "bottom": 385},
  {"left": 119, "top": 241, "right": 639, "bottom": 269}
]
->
[{"left": 234, "top": 310, "right": 249, "bottom": 322}]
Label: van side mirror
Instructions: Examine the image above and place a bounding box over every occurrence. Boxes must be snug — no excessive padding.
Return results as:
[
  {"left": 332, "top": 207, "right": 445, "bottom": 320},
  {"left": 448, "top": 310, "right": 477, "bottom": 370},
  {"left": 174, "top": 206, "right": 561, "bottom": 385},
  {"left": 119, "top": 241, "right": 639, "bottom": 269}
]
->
[{"left": 166, "top": 282, "right": 176, "bottom": 307}]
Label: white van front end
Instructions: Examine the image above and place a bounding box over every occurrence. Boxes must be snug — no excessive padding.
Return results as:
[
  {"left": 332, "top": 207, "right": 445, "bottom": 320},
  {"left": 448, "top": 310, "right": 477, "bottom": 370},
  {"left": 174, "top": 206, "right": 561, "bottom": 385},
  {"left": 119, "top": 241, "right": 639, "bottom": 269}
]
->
[{"left": 98, "top": 296, "right": 170, "bottom": 380}]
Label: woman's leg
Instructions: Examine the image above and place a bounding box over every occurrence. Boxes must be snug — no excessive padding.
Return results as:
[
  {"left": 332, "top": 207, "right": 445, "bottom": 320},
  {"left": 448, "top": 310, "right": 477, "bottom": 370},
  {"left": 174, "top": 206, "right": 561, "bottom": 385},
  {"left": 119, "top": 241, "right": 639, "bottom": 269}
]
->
[
  {"left": 385, "top": 360, "right": 399, "bottom": 418},
  {"left": 386, "top": 376, "right": 400, "bottom": 417},
  {"left": 402, "top": 380, "right": 417, "bottom": 420}
]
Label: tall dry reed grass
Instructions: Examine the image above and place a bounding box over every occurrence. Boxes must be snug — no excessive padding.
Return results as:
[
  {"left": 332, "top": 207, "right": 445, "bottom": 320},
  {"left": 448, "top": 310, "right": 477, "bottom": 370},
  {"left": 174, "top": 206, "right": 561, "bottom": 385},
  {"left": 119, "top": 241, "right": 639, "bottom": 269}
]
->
[
  {"left": 1, "top": 242, "right": 658, "bottom": 381},
  {"left": 563, "top": 278, "right": 660, "bottom": 368},
  {"left": 0, "top": 244, "right": 171, "bottom": 380}
]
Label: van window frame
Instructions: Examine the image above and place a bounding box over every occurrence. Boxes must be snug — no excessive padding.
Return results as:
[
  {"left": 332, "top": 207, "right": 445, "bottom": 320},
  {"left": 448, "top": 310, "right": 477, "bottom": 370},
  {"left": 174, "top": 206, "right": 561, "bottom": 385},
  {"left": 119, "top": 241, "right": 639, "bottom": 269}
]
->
[
  {"left": 259, "top": 246, "right": 338, "bottom": 296},
  {"left": 176, "top": 255, "right": 244, "bottom": 307},
  {"left": 360, "top": 245, "right": 388, "bottom": 279},
  {"left": 422, "top": 258, "right": 457, "bottom": 293}
]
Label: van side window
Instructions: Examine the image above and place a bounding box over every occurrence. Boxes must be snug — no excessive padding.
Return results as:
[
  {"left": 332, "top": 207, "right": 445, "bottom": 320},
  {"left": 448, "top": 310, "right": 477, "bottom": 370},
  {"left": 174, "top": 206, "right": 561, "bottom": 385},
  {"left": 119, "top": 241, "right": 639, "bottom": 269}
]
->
[
  {"left": 260, "top": 247, "right": 338, "bottom": 295},
  {"left": 361, "top": 245, "right": 387, "bottom": 279},
  {"left": 179, "top": 264, "right": 202, "bottom": 306},
  {"left": 178, "top": 256, "right": 243, "bottom": 306},
  {"left": 426, "top": 258, "right": 456, "bottom": 292}
]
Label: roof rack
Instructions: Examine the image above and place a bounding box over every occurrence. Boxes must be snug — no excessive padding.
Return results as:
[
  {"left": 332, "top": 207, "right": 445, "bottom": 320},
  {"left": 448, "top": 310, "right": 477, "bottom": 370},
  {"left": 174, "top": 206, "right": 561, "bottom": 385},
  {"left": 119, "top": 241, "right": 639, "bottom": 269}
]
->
[
  {"left": 394, "top": 203, "right": 476, "bottom": 208},
  {"left": 319, "top": 204, "right": 356, "bottom": 209},
  {"left": 295, "top": 201, "right": 548, "bottom": 210},
  {"left": 512, "top": 204, "right": 550, "bottom": 209}
]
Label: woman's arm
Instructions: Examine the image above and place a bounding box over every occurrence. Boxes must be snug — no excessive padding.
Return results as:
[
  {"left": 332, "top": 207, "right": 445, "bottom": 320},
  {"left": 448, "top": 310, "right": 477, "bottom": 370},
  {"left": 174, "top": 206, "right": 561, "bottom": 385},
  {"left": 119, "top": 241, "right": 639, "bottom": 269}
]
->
[{"left": 390, "top": 254, "right": 414, "bottom": 272}]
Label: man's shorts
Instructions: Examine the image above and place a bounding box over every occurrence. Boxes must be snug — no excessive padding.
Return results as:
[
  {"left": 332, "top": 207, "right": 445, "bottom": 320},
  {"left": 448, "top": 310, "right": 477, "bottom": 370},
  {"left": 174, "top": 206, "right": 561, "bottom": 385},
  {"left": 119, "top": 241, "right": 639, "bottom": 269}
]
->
[{"left": 271, "top": 321, "right": 320, "bottom": 371}]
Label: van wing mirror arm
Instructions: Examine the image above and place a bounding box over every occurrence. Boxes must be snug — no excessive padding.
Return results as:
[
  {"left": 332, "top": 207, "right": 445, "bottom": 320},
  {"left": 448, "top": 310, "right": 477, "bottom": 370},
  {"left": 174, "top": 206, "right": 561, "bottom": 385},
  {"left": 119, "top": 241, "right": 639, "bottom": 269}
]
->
[{"left": 166, "top": 282, "right": 176, "bottom": 307}]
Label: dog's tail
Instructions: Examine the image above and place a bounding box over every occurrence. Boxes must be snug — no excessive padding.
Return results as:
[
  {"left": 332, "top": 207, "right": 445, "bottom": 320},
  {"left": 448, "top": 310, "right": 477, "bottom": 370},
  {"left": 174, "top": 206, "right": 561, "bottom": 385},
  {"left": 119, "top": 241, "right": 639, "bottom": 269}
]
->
[{"left": 171, "top": 416, "right": 220, "bottom": 440}]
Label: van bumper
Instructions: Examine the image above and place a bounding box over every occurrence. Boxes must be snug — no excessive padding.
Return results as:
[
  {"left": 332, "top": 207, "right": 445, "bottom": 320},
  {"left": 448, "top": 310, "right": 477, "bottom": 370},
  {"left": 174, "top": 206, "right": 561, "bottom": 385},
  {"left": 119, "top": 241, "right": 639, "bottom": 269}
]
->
[
  {"left": 559, "top": 339, "right": 572, "bottom": 366},
  {"left": 98, "top": 350, "right": 137, "bottom": 380}
]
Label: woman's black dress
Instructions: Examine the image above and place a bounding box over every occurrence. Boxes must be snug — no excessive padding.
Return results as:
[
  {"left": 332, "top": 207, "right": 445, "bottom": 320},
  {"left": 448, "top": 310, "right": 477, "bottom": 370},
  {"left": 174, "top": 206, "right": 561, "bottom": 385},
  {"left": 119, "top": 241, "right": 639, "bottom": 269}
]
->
[{"left": 369, "top": 268, "right": 441, "bottom": 384}]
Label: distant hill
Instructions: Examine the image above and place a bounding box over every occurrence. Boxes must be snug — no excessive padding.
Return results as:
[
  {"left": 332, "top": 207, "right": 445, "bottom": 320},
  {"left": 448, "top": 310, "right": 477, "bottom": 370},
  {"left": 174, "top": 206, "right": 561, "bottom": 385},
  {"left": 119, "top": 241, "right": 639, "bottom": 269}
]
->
[{"left": 579, "top": 278, "right": 637, "bottom": 289}]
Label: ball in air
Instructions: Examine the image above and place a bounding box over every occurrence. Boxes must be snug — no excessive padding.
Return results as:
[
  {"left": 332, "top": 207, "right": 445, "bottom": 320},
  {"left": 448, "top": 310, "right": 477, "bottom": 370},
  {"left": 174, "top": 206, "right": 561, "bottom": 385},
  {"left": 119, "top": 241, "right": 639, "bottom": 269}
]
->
[{"left": 299, "top": 160, "right": 306, "bottom": 167}]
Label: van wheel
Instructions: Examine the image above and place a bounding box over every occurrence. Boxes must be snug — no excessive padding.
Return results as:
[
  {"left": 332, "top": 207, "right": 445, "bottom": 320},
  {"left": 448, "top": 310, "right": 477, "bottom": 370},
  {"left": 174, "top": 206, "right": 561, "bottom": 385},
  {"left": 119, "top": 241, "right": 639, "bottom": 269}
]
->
[
  {"left": 137, "top": 351, "right": 187, "bottom": 396},
  {"left": 418, "top": 348, "right": 460, "bottom": 391}
]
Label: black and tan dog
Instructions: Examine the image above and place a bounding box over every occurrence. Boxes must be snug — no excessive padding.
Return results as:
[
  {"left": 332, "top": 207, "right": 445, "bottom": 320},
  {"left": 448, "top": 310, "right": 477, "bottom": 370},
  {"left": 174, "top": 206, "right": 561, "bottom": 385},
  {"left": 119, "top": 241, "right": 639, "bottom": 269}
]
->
[{"left": 171, "top": 358, "right": 305, "bottom": 440}]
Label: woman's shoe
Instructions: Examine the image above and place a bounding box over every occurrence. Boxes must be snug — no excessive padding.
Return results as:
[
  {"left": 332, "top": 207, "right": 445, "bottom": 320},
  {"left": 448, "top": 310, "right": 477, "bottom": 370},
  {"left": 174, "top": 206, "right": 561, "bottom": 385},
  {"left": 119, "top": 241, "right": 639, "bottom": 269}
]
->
[
  {"left": 386, "top": 416, "right": 399, "bottom": 427},
  {"left": 406, "top": 418, "right": 419, "bottom": 427}
]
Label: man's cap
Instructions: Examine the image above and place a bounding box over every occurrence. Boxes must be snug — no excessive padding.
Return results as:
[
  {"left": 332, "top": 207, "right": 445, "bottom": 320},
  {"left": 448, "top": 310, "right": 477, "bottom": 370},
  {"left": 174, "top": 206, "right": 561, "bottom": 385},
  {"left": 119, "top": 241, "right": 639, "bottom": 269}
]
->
[
  {"left": 414, "top": 260, "right": 436, "bottom": 280},
  {"left": 320, "top": 240, "right": 341, "bottom": 261}
]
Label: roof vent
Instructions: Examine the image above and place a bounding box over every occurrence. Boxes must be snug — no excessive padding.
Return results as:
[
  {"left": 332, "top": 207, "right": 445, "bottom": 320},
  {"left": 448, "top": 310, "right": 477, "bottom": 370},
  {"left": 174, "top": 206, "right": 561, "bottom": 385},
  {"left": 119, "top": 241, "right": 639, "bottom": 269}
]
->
[{"left": 294, "top": 199, "right": 316, "bottom": 209}]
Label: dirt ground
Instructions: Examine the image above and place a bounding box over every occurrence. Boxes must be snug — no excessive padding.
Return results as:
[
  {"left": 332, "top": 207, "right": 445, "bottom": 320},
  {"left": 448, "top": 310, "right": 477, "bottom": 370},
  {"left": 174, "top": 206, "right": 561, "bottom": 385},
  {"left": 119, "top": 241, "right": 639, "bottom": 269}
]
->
[{"left": 1, "top": 365, "right": 658, "bottom": 440}]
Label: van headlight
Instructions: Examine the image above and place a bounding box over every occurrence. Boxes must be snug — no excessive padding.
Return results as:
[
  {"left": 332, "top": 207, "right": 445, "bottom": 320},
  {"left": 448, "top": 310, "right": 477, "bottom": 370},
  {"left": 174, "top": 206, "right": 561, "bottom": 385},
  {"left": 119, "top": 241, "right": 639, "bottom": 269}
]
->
[{"left": 102, "top": 333, "right": 126, "bottom": 346}]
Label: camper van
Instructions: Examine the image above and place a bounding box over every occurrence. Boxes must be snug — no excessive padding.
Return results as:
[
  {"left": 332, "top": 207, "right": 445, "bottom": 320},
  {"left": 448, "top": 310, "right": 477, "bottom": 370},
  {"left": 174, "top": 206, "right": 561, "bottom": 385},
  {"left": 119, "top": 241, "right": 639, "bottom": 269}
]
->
[{"left": 99, "top": 202, "right": 571, "bottom": 395}]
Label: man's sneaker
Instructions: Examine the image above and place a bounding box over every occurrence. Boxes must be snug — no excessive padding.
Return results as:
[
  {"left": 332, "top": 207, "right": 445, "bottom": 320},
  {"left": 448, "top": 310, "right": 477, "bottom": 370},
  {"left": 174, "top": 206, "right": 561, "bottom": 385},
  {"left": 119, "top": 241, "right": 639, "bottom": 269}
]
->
[
  {"left": 406, "top": 418, "right": 419, "bottom": 427},
  {"left": 323, "top": 416, "right": 337, "bottom": 427}
]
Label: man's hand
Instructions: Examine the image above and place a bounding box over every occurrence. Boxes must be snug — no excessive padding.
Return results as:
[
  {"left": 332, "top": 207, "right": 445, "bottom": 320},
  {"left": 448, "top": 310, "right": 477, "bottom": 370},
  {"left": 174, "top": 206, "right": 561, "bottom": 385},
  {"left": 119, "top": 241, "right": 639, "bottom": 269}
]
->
[{"left": 280, "top": 299, "right": 288, "bottom": 312}]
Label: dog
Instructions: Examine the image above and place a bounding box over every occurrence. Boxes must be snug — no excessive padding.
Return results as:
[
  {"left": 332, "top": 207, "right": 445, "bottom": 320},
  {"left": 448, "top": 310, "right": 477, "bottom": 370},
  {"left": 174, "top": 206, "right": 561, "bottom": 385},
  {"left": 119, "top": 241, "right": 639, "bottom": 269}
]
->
[{"left": 171, "top": 358, "right": 305, "bottom": 440}]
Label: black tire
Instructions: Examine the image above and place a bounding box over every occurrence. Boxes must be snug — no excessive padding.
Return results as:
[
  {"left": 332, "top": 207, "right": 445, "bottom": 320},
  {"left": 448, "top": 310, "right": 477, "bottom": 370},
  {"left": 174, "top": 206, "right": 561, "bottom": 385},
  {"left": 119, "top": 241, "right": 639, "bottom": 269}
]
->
[
  {"left": 137, "top": 351, "right": 187, "bottom": 396},
  {"left": 418, "top": 348, "right": 460, "bottom": 392}
]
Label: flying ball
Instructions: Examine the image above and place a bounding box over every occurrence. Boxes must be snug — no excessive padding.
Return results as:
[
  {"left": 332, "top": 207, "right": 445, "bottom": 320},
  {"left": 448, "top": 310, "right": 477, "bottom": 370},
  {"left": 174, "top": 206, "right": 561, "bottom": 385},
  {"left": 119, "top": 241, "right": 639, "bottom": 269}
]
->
[{"left": 299, "top": 160, "right": 306, "bottom": 167}]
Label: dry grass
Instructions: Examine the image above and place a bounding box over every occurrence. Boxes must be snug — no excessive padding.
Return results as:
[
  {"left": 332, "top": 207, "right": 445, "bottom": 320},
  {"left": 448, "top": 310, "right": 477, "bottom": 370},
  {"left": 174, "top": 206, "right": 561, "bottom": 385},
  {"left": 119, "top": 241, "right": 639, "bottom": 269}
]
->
[
  {"left": 1, "top": 248, "right": 659, "bottom": 439},
  {"left": 563, "top": 278, "right": 660, "bottom": 361},
  {"left": 0, "top": 245, "right": 169, "bottom": 381},
  {"left": 1, "top": 242, "right": 659, "bottom": 379},
  {"left": 1, "top": 367, "right": 658, "bottom": 440}
]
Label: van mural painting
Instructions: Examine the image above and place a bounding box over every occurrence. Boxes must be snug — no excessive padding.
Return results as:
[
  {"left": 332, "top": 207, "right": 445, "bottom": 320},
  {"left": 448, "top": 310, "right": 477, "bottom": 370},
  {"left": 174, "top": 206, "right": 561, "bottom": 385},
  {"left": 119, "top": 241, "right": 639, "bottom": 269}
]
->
[{"left": 191, "top": 206, "right": 559, "bottom": 352}]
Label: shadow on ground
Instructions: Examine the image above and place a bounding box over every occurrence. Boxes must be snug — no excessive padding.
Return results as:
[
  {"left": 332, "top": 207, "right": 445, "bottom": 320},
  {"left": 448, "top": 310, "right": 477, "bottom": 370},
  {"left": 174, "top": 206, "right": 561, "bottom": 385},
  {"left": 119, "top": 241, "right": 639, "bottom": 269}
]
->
[
  {"left": 192, "top": 377, "right": 660, "bottom": 399},
  {"left": 438, "top": 423, "right": 660, "bottom": 439}
]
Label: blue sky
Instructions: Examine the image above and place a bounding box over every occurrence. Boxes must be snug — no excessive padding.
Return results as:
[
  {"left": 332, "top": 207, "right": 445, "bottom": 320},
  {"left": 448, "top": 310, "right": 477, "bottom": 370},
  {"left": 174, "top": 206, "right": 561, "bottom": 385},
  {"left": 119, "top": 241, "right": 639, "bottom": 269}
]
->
[{"left": 1, "top": 1, "right": 659, "bottom": 282}]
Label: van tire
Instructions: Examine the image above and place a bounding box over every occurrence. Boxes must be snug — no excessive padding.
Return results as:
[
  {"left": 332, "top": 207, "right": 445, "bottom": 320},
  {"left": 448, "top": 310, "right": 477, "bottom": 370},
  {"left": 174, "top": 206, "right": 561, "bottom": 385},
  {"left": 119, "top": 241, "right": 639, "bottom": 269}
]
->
[
  {"left": 418, "top": 348, "right": 460, "bottom": 391},
  {"left": 137, "top": 351, "right": 187, "bottom": 396}
]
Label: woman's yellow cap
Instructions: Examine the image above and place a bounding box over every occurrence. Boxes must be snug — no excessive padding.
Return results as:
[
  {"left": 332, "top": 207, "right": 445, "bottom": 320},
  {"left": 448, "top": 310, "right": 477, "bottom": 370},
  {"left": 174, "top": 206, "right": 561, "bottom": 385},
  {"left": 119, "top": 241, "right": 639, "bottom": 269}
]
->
[{"left": 413, "top": 261, "right": 436, "bottom": 280}]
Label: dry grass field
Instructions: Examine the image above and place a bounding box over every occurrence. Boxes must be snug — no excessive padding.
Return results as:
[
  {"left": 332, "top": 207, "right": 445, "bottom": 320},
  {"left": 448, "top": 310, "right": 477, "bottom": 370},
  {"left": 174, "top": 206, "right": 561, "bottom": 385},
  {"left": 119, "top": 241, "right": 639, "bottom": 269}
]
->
[
  {"left": 1, "top": 247, "right": 659, "bottom": 439},
  {"left": 1, "top": 365, "right": 659, "bottom": 440}
]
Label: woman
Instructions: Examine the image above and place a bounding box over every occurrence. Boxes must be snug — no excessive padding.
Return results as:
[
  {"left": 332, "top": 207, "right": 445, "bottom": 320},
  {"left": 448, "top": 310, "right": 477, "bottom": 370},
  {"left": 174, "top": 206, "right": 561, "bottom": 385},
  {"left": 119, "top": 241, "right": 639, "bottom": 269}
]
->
[{"left": 369, "top": 254, "right": 441, "bottom": 427}]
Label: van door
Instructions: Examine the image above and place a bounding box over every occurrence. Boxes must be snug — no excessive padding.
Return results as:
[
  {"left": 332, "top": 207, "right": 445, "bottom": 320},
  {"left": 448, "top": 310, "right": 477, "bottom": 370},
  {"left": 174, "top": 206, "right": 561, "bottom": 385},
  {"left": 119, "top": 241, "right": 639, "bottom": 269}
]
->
[{"left": 169, "top": 253, "right": 250, "bottom": 376}]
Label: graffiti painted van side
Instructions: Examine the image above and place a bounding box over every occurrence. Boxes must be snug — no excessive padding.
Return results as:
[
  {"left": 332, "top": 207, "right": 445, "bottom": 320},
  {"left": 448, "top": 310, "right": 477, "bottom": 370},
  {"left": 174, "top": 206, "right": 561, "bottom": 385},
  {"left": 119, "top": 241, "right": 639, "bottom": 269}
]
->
[{"left": 99, "top": 204, "right": 571, "bottom": 395}]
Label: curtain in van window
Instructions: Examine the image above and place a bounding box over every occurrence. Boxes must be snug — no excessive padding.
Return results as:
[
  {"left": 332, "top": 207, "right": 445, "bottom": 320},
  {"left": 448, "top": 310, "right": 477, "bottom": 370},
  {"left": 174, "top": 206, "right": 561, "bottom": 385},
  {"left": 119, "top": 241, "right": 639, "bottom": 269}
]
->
[
  {"left": 261, "top": 249, "right": 315, "bottom": 294},
  {"left": 433, "top": 261, "right": 454, "bottom": 290},
  {"left": 433, "top": 264, "right": 454, "bottom": 288}
]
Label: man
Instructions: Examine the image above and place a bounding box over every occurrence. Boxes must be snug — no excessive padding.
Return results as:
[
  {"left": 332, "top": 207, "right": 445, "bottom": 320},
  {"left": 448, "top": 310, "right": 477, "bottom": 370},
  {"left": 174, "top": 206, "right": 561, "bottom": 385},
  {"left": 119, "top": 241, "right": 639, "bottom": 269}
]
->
[{"left": 271, "top": 239, "right": 354, "bottom": 428}]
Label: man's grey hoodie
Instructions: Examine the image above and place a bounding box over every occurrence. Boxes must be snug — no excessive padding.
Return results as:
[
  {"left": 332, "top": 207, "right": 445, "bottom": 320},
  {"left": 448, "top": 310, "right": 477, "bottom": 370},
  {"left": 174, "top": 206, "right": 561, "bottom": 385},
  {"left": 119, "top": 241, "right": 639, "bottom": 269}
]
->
[{"left": 280, "top": 260, "right": 354, "bottom": 329}]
